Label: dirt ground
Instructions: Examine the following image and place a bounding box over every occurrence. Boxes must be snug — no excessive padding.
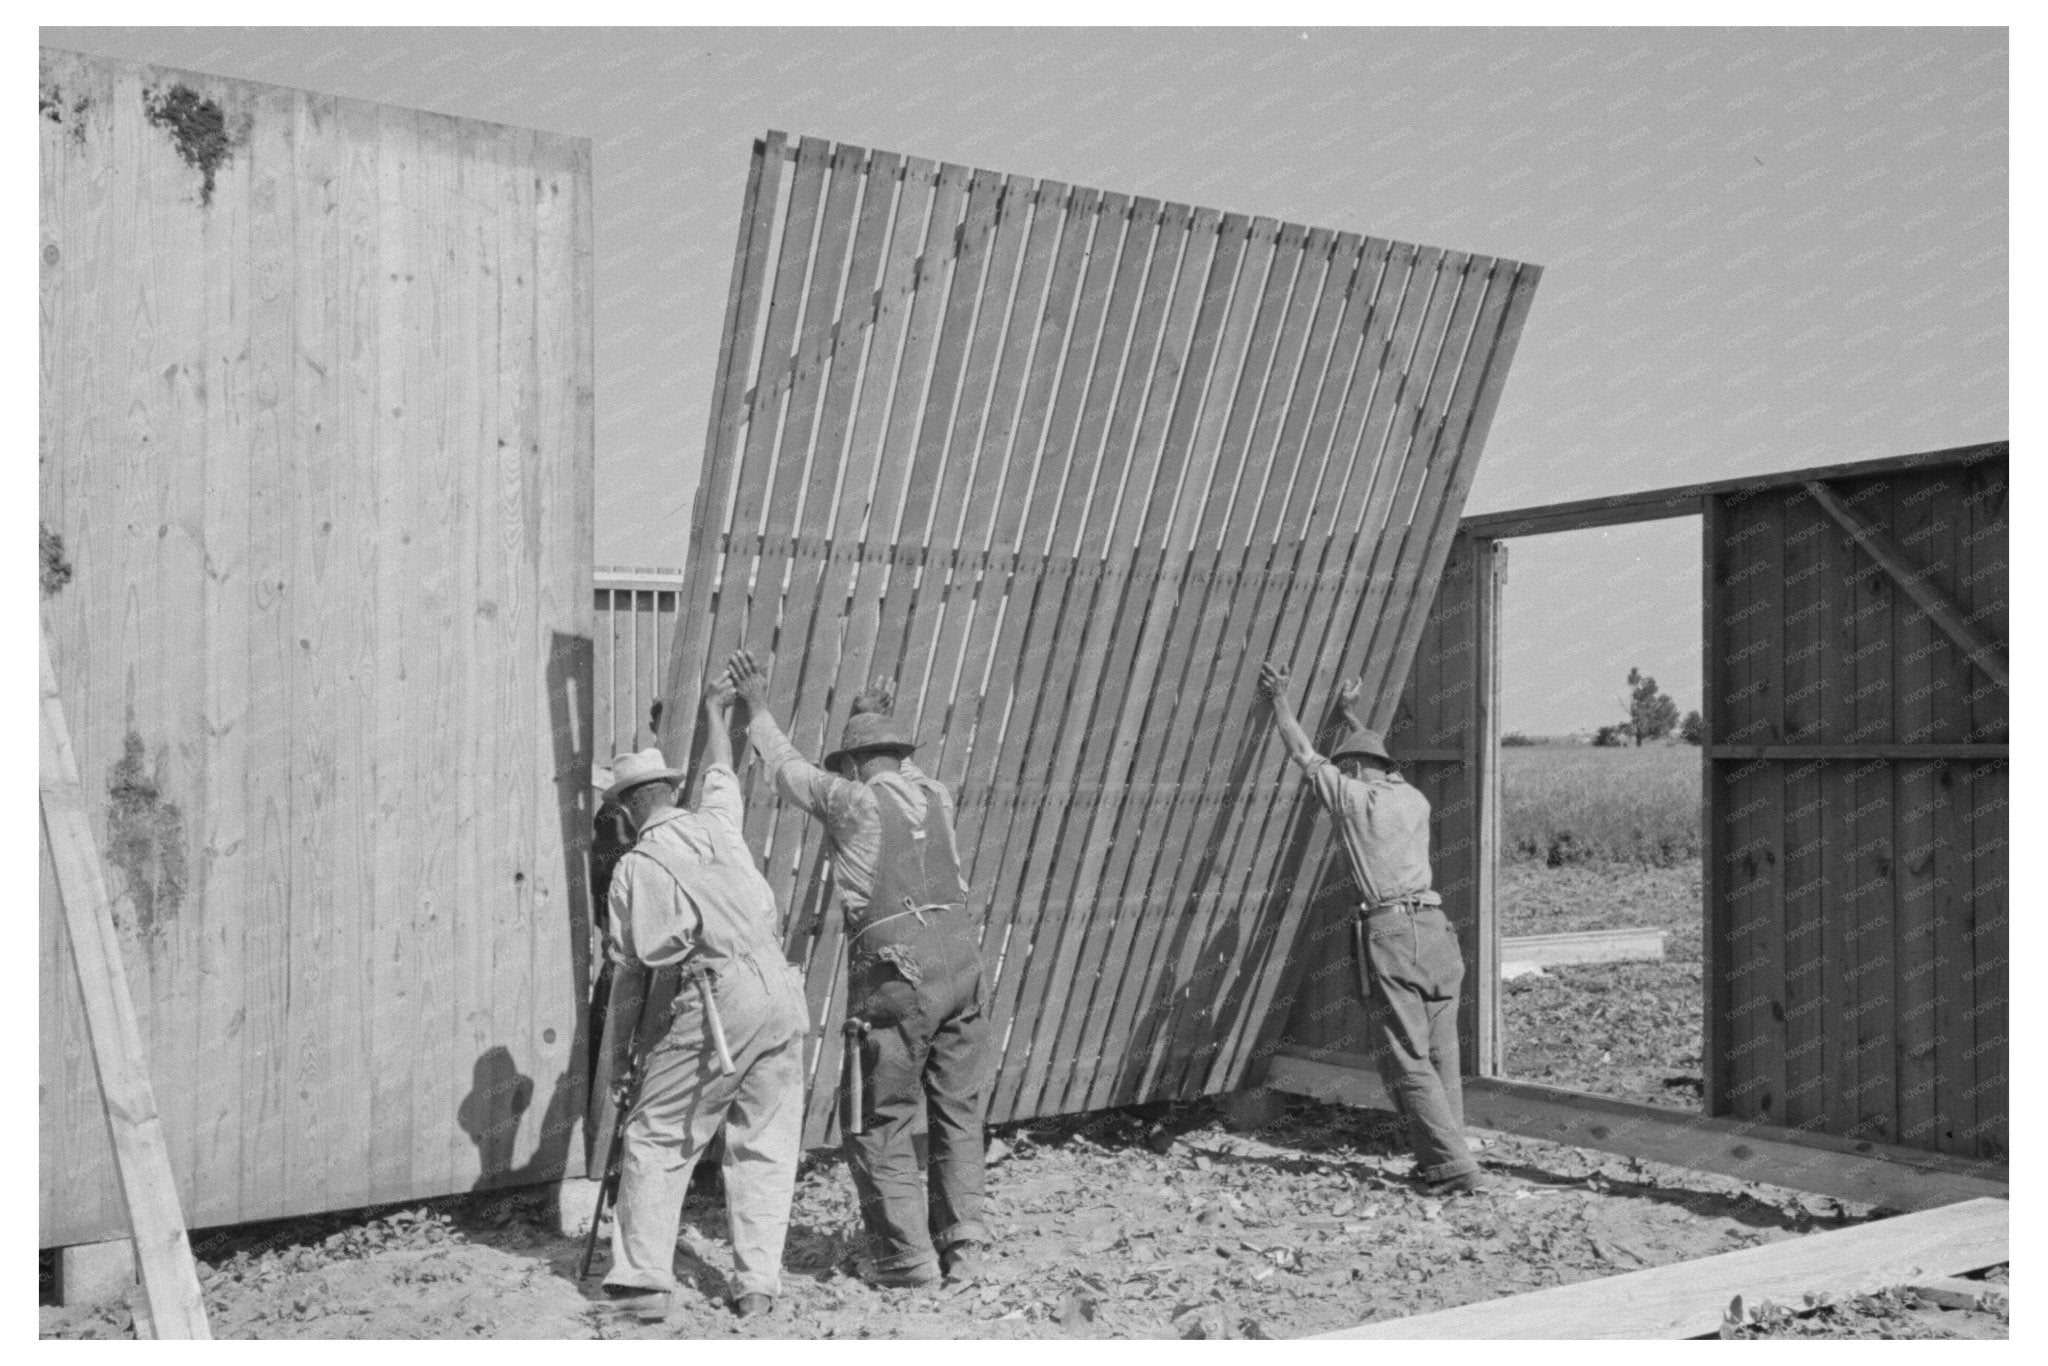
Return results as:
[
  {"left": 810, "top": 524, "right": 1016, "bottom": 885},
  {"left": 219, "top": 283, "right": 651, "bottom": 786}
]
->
[{"left": 38, "top": 1091, "right": 2007, "bottom": 1341}]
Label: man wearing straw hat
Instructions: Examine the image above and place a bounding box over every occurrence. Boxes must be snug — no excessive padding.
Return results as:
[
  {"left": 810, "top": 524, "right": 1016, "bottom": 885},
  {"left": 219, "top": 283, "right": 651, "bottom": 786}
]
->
[
  {"left": 1256, "top": 663, "right": 1485, "bottom": 1197},
  {"left": 596, "top": 675, "right": 812, "bottom": 1320},
  {"left": 726, "top": 649, "right": 993, "bottom": 1289}
]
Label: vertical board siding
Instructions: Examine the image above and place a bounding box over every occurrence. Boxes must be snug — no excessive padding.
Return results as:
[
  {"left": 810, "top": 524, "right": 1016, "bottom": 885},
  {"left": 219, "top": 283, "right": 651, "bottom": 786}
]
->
[
  {"left": 38, "top": 49, "right": 594, "bottom": 1247},
  {"left": 1706, "top": 452, "right": 2007, "bottom": 1159},
  {"left": 592, "top": 574, "right": 685, "bottom": 759},
  {"left": 656, "top": 134, "right": 1539, "bottom": 1143}
]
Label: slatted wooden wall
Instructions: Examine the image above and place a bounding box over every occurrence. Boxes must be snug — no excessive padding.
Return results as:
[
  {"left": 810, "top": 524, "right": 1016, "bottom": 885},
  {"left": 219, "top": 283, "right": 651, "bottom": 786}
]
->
[
  {"left": 1705, "top": 451, "right": 2007, "bottom": 1160},
  {"left": 656, "top": 132, "right": 1540, "bottom": 1142},
  {"left": 1276, "top": 532, "right": 1503, "bottom": 1077},
  {"left": 594, "top": 570, "right": 685, "bottom": 759},
  {"left": 39, "top": 49, "right": 595, "bottom": 1247}
]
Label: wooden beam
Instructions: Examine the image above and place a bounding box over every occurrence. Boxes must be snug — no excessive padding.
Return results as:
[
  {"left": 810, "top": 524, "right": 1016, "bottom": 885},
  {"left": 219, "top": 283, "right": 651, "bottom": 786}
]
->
[
  {"left": 1708, "top": 744, "right": 2008, "bottom": 761},
  {"left": 1263, "top": 1053, "right": 2008, "bottom": 1211},
  {"left": 1456, "top": 440, "right": 2006, "bottom": 541},
  {"left": 1312, "top": 1196, "right": 2007, "bottom": 1338},
  {"left": 1805, "top": 479, "right": 2008, "bottom": 688},
  {"left": 1500, "top": 927, "right": 1666, "bottom": 968},
  {"left": 39, "top": 627, "right": 211, "bottom": 1340}
]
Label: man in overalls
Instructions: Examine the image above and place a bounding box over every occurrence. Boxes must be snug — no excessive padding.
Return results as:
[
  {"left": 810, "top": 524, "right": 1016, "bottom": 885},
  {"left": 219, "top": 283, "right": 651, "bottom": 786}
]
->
[
  {"left": 1256, "top": 663, "right": 1485, "bottom": 1195},
  {"left": 726, "top": 650, "right": 993, "bottom": 1288},
  {"left": 598, "top": 676, "right": 813, "bottom": 1318}
]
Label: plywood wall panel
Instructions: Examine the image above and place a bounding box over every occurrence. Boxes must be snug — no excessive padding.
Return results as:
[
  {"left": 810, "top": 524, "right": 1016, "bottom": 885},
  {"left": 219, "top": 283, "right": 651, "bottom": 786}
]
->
[{"left": 39, "top": 48, "right": 593, "bottom": 1246}]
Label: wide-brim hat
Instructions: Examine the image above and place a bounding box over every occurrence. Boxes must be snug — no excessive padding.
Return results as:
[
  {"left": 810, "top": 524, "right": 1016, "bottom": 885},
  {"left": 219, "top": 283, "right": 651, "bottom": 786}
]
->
[
  {"left": 824, "top": 712, "right": 919, "bottom": 772},
  {"left": 1328, "top": 726, "right": 1393, "bottom": 765},
  {"left": 605, "top": 747, "right": 683, "bottom": 802}
]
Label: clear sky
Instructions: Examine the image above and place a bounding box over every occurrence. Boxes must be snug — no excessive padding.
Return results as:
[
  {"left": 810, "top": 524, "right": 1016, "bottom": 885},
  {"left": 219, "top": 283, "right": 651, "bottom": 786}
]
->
[{"left": 43, "top": 26, "right": 2007, "bottom": 733}]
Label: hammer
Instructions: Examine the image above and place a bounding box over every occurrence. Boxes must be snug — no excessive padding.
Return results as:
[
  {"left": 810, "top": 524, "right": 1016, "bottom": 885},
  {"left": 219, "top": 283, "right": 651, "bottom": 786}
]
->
[
  {"left": 841, "top": 1018, "right": 871, "bottom": 1136},
  {"left": 689, "top": 962, "right": 736, "bottom": 1076}
]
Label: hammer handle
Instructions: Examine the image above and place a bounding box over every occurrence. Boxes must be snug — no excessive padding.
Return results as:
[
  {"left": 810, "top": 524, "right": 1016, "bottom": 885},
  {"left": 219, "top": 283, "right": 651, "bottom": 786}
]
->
[{"left": 694, "top": 968, "right": 737, "bottom": 1076}]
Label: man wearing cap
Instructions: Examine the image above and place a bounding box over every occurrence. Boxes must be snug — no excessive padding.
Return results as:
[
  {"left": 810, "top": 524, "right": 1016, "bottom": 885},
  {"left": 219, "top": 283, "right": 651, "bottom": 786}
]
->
[
  {"left": 726, "top": 649, "right": 992, "bottom": 1289},
  {"left": 1256, "top": 663, "right": 1484, "bottom": 1196},
  {"left": 597, "top": 675, "right": 812, "bottom": 1319}
]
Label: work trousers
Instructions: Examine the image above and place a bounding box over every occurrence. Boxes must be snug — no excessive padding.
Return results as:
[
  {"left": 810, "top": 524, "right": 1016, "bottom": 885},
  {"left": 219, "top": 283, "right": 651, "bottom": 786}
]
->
[
  {"left": 844, "top": 914, "right": 993, "bottom": 1279},
  {"left": 1361, "top": 904, "right": 1481, "bottom": 1184},
  {"left": 604, "top": 965, "right": 805, "bottom": 1299}
]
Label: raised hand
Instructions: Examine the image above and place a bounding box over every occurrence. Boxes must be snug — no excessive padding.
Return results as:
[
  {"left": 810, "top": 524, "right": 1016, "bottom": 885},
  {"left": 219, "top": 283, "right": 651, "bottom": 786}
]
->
[
  {"left": 1257, "top": 661, "right": 1290, "bottom": 701},
  {"left": 703, "top": 671, "right": 738, "bottom": 716},
  {"left": 726, "top": 649, "right": 771, "bottom": 708},
  {"left": 1336, "top": 675, "right": 1363, "bottom": 723},
  {"left": 850, "top": 673, "right": 896, "bottom": 717}
]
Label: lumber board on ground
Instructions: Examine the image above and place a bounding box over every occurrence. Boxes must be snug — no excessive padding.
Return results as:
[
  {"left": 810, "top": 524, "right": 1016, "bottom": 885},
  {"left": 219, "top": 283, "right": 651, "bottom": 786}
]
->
[
  {"left": 1312, "top": 1196, "right": 2007, "bottom": 1339},
  {"left": 41, "top": 629, "right": 211, "bottom": 1340},
  {"left": 1264, "top": 1053, "right": 2009, "bottom": 1211},
  {"left": 1498, "top": 928, "right": 1666, "bottom": 968}
]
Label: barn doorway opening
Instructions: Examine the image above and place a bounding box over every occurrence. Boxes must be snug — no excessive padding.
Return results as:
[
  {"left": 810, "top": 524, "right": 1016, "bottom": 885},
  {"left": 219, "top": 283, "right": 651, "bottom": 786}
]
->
[{"left": 1489, "top": 518, "right": 1705, "bottom": 1112}]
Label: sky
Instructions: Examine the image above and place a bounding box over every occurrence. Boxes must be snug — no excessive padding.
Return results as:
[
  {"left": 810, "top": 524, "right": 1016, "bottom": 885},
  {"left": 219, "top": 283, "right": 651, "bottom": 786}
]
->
[{"left": 42, "top": 25, "right": 2008, "bottom": 733}]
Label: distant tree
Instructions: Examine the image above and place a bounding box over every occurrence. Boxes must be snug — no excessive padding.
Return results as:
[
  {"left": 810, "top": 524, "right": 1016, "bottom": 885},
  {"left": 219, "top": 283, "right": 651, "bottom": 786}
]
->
[
  {"left": 1501, "top": 732, "right": 1541, "bottom": 747},
  {"left": 1624, "top": 668, "right": 1680, "bottom": 747},
  {"left": 1592, "top": 724, "right": 1629, "bottom": 748},
  {"left": 1679, "top": 709, "right": 1705, "bottom": 745}
]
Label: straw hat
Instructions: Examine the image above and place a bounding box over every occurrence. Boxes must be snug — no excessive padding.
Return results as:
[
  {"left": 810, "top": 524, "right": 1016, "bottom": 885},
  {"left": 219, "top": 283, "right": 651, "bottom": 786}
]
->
[{"left": 604, "top": 747, "right": 683, "bottom": 802}]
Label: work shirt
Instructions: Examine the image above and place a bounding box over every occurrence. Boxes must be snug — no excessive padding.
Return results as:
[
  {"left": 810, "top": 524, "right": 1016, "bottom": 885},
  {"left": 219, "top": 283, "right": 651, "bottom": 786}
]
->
[
  {"left": 1295, "top": 750, "right": 1443, "bottom": 910},
  {"left": 604, "top": 763, "right": 807, "bottom": 1051},
  {"left": 747, "top": 711, "right": 965, "bottom": 917}
]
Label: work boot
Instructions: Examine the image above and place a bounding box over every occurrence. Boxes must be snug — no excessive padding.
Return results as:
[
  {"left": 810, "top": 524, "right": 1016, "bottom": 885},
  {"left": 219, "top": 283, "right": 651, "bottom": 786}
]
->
[
  {"left": 868, "top": 1262, "right": 942, "bottom": 1290},
  {"left": 732, "top": 1292, "right": 774, "bottom": 1319},
  {"left": 1424, "top": 1169, "right": 1487, "bottom": 1197},
  {"left": 941, "top": 1241, "right": 986, "bottom": 1284},
  {"left": 600, "top": 1285, "right": 670, "bottom": 1322}
]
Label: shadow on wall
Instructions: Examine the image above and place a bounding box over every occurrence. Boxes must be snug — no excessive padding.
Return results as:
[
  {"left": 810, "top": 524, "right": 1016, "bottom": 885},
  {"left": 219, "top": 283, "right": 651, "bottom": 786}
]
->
[{"left": 455, "top": 631, "right": 597, "bottom": 1193}]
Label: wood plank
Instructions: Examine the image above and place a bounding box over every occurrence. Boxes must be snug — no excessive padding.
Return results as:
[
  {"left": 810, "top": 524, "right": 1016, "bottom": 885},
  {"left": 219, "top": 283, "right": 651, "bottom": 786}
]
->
[
  {"left": 42, "top": 628, "right": 212, "bottom": 1339},
  {"left": 1777, "top": 488, "right": 1829, "bottom": 1135},
  {"left": 1472, "top": 539, "right": 1504, "bottom": 1072},
  {"left": 1707, "top": 744, "right": 2008, "bottom": 760},
  {"left": 1700, "top": 496, "right": 1727, "bottom": 1114},
  {"left": 1499, "top": 927, "right": 1667, "bottom": 968},
  {"left": 1806, "top": 478, "right": 2006, "bottom": 687},
  {"left": 1888, "top": 476, "right": 1944, "bottom": 1154},
  {"left": 1314, "top": 1196, "right": 2008, "bottom": 1339},
  {"left": 656, "top": 131, "right": 782, "bottom": 766},
  {"left": 1266, "top": 1054, "right": 2011, "bottom": 1209},
  {"left": 1848, "top": 481, "right": 1897, "bottom": 1145},
  {"left": 1456, "top": 440, "right": 2008, "bottom": 540},
  {"left": 528, "top": 123, "right": 595, "bottom": 1180},
  {"left": 1958, "top": 456, "right": 2006, "bottom": 1161}
]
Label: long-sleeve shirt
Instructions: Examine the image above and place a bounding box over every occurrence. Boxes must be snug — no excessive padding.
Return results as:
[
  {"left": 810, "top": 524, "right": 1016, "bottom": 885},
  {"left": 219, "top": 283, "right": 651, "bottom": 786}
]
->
[
  {"left": 1294, "top": 748, "right": 1442, "bottom": 909},
  {"left": 604, "top": 762, "right": 808, "bottom": 1053},
  {"left": 747, "top": 710, "right": 954, "bottom": 916}
]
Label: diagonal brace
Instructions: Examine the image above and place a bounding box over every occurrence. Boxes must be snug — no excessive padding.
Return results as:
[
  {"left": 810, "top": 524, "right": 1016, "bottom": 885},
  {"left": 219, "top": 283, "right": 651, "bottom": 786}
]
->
[{"left": 1805, "top": 480, "right": 2007, "bottom": 688}]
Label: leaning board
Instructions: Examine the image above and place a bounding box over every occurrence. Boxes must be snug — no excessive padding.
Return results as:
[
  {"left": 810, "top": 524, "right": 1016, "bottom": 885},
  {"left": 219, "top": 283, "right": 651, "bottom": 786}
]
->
[
  {"left": 39, "top": 48, "right": 595, "bottom": 1247},
  {"left": 657, "top": 134, "right": 1540, "bottom": 1142}
]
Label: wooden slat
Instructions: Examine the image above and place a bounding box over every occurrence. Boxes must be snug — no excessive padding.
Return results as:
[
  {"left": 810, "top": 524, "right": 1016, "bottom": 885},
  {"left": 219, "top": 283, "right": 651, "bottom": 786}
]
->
[
  {"left": 1707, "top": 743, "right": 2009, "bottom": 760},
  {"left": 1315, "top": 1196, "right": 2007, "bottom": 1339},
  {"left": 1888, "top": 475, "right": 1943, "bottom": 1153},
  {"left": 656, "top": 131, "right": 783, "bottom": 767},
  {"left": 1701, "top": 496, "right": 1727, "bottom": 1115},
  {"left": 1849, "top": 480, "right": 1897, "bottom": 1144},
  {"left": 1777, "top": 487, "right": 1829, "bottom": 1135},
  {"left": 43, "top": 628, "right": 212, "bottom": 1339}
]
